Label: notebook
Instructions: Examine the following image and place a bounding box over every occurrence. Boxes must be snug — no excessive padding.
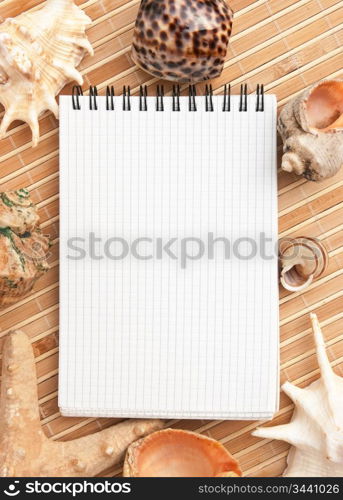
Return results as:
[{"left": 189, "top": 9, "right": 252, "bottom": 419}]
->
[{"left": 59, "top": 84, "right": 279, "bottom": 420}]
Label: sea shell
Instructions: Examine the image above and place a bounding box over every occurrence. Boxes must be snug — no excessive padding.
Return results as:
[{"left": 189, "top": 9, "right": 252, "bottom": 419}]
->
[
  {"left": 0, "top": 0, "right": 93, "bottom": 146},
  {"left": 0, "top": 329, "right": 163, "bottom": 477},
  {"left": 0, "top": 189, "right": 50, "bottom": 309},
  {"left": 131, "top": 0, "right": 233, "bottom": 83},
  {"left": 123, "top": 428, "right": 242, "bottom": 477},
  {"left": 279, "top": 237, "right": 328, "bottom": 292},
  {"left": 278, "top": 80, "right": 343, "bottom": 181},
  {"left": 253, "top": 313, "right": 343, "bottom": 477}
]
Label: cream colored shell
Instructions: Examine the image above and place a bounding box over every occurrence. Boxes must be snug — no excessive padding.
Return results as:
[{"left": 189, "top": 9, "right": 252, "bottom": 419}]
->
[
  {"left": 0, "top": 0, "right": 93, "bottom": 146},
  {"left": 253, "top": 313, "right": 343, "bottom": 477},
  {"left": 278, "top": 80, "right": 343, "bottom": 181},
  {"left": 279, "top": 237, "right": 328, "bottom": 292},
  {"left": 0, "top": 329, "right": 163, "bottom": 476}
]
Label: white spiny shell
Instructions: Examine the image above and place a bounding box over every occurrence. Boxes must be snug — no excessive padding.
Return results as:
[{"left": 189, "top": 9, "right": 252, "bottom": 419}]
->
[
  {"left": 253, "top": 313, "right": 343, "bottom": 477},
  {"left": 0, "top": 0, "right": 93, "bottom": 146}
]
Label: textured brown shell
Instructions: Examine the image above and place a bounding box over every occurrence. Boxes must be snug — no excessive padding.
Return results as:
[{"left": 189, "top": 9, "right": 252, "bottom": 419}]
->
[
  {"left": 131, "top": 0, "right": 233, "bottom": 82},
  {"left": 0, "top": 190, "right": 50, "bottom": 309}
]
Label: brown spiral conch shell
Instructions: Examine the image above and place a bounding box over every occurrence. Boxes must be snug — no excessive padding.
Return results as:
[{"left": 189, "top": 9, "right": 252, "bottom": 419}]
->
[
  {"left": 0, "top": 0, "right": 93, "bottom": 147},
  {"left": 123, "top": 428, "right": 242, "bottom": 477},
  {"left": 279, "top": 237, "right": 328, "bottom": 293},
  {"left": 131, "top": 0, "right": 233, "bottom": 83},
  {"left": 278, "top": 80, "right": 343, "bottom": 181}
]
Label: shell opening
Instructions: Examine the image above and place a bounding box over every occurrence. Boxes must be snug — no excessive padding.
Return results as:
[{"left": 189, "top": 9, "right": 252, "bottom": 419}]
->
[
  {"left": 307, "top": 81, "right": 343, "bottom": 131},
  {"left": 279, "top": 238, "right": 328, "bottom": 292},
  {"left": 281, "top": 265, "right": 313, "bottom": 292},
  {"left": 125, "top": 429, "right": 242, "bottom": 478}
]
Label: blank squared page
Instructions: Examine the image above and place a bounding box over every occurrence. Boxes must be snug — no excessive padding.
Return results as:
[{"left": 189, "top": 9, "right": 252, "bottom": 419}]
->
[{"left": 59, "top": 93, "right": 279, "bottom": 419}]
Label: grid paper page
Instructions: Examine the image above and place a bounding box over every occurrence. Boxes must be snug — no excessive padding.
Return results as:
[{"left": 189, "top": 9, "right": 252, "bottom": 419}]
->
[{"left": 59, "top": 93, "right": 279, "bottom": 419}]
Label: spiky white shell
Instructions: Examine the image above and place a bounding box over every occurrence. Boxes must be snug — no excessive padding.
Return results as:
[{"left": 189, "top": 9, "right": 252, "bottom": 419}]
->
[
  {"left": 0, "top": 0, "right": 93, "bottom": 146},
  {"left": 253, "top": 313, "right": 343, "bottom": 477}
]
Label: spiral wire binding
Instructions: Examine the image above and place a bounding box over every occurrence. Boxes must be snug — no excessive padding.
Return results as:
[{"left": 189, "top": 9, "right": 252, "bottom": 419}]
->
[
  {"left": 140, "top": 85, "right": 148, "bottom": 111},
  {"left": 123, "top": 86, "right": 131, "bottom": 111},
  {"left": 189, "top": 85, "right": 197, "bottom": 112},
  {"left": 223, "top": 84, "right": 231, "bottom": 112},
  {"left": 72, "top": 85, "right": 83, "bottom": 110},
  {"left": 205, "top": 84, "right": 214, "bottom": 112},
  {"left": 256, "top": 84, "right": 264, "bottom": 112},
  {"left": 72, "top": 84, "right": 266, "bottom": 112},
  {"left": 239, "top": 84, "right": 248, "bottom": 112},
  {"left": 172, "top": 85, "right": 180, "bottom": 112},
  {"left": 89, "top": 86, "right": 98, "bottom": 111},
  {"left": 156, "top": 85, "right": 164, "bottom": 111},
  {"left": 106, "top": 86, "right": 115, "bottom": 111}
]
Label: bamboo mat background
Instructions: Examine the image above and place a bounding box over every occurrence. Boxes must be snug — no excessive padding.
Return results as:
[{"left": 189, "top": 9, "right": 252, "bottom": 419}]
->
[{"left": 0, "top": 0, "right": 342, "bottom": 477}]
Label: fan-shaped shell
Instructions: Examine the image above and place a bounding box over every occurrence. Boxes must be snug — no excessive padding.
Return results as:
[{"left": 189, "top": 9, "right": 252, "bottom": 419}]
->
[
  {"left": 0, "top": 0, "right": 93, "bottom": 146},
  {"left": 123, "top": 428, "right": 242, "bottom": 477}
]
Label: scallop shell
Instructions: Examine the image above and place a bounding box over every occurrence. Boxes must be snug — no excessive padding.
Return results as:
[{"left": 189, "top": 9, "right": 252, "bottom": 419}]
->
[
  {"left": 278, "top": 80, "right": 343, "bottom": 181},
  {"left": 123, "top": 428, "right": 242, "bottom": 477},
  {"left": 253, "top": 313, "right": 343, "bottom": 477},
  {"left": 279, "top": 237, "right": 328, "bottom": 292},
  {"left": 131, "top": 0, "right": 233, "bottom": 83},
  {"left": 0, "top": 0, "right": 93, "bottom": 146}
]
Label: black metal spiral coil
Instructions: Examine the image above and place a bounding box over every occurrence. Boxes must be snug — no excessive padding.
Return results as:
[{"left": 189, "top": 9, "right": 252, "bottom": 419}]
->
[
  {"left": 205, "top": 84, "right": 214, "bottom": 112},
  {"left": 256, "top": 84, "right": 264, "bottom": 112},
  {"left": 239, "top": 84, "right": 248, "bottom": 112},
  {"left": 123, "top": 86, "right": 131, "bottom": 111},
  {"left": 89, "top": 86, "right": 98, "bottom": 111},
  {"left": 156, "top": 85, "right": 164, "bottom": 111},
  {"left": 172, "top": 85, "right": 180, "bottom": 112},
  {"left": 106, "top": 86, "right": 115, "bottom": 110},
  {"left": 71, "top": 84, "right": 265, "bottom": 112},
  {"left": 72, "top": 85, "right": 83, "bottom": 110},
  {"left": 140, "top": 85, "right": 148, "bottom": 111},
  {"left": 188, "top": 85, "right": 197, "bottom": 112},
  {"left": 223, "top": 84, "right": 231, "bottom": 112}
]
